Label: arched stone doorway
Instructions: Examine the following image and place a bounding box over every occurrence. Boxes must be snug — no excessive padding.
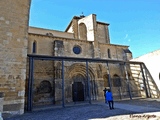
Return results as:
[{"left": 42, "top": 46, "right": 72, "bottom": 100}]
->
[
  {"left": 72, "top": 82, "right": 84, "bottom": 101},
  {"left": 66, "top": 63, "right": 96, "bottom": 102},
  {"left": 72, "top": 74, "right": 85, "bottom": 102}
]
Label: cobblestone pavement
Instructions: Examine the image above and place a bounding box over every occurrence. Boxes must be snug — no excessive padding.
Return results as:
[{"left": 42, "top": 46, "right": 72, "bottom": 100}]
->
[
  {"left": 4, "top": 98, "right": 160, "bottom": 120},
  {"left": 115, "top": 98, "right": 160, "bottom": 108}
]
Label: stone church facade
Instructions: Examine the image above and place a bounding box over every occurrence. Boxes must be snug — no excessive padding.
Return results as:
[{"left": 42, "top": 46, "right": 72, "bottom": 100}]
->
[
  {"left": 1, "top": 0, "right": 159, "bottom": 118},
  {"left": 27, "top": 14, "right": 132, "bottom": 107}
]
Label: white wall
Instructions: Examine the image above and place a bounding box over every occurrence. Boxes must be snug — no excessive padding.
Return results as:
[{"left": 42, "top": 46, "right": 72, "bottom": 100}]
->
[{"left": 131, "top": 49, "right": 160, "bottom": 90}]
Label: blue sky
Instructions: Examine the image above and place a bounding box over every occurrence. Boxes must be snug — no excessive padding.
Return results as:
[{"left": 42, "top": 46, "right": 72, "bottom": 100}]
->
[{"left": 29, "top": 0, "right": 160, "bottom": 58}]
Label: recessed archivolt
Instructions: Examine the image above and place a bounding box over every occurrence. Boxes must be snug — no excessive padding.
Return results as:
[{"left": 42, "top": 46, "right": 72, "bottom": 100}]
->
[
  {"left": 97, "top": 64, "right": 103, "bottom": 78},
  {"left": 65, "top": 63, "right": 95, "bottom": 80}
]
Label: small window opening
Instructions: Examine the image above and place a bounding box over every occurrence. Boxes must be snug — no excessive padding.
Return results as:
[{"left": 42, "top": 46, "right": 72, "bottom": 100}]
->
[
  {"left": 32, "top": 41, "right": 36, "bottom": 53},
  {"left": 108, "top": 49, "right": 111, "bottom": 58}
]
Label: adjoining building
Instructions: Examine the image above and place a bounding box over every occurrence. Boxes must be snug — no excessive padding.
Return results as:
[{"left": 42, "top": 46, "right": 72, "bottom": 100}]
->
[
  {"left": 0, "top": 0, "right": 159, "bottom": 118},
  {"left": 131, "top": 49, "right": 160, "bottom": 94}
]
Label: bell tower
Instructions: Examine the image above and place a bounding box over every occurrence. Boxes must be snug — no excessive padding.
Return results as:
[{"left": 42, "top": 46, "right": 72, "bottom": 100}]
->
[{"left": 0, "top": 0, "right": 31, "bottom": 117}]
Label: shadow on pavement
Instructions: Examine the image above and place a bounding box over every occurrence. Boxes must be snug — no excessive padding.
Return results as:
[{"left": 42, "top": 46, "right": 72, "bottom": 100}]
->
[{"left": 4, "top": 98, "right": 160, "bottom": 120}]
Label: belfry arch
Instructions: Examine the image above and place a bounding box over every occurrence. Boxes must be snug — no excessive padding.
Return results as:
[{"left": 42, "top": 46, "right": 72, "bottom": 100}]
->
[{"left": 79, "top": 23, "right": 87, "bottom": 40}]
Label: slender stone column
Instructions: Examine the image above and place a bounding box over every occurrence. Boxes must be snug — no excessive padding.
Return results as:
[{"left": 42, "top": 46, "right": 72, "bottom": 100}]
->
[{"left": 86, "top": 61, "right": 91, "bottom": 104}]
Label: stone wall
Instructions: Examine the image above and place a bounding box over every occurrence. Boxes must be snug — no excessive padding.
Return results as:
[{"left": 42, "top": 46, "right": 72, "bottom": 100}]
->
[
  {"left": 99, "top": 43, "right": 129, "bottom": 60},
  {"left": 28, "top": 34, "right": 94, "bottom": 58},
  {"left": 28, "top": 34, "right": 54, "bottom": 55},
  {"left": 29, "top": 27, "right": 74, "bottom": 39},
  {"left": 97, "top": 23, "right": 110, "bottom": 44},
  {"left": 0, "top": 0, "right": 31, "bottom": 117},
  {"left": 28, "top": 32, "right": 130, "bottom": 61}
]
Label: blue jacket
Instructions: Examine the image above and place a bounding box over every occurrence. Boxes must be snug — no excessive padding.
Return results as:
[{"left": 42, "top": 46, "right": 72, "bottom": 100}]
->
[{"left": 105, "top": 91, "right": 113, "bottom": 101}]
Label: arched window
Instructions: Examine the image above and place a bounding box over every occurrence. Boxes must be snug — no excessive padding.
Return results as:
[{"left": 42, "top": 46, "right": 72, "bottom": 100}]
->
[
  {"left": 37, "top": 80, "right": 52, "bottom": 94},
  {"left": 108, "top": 49, "right": 111, "bottom": 58},
  {"left": 113, "top": 74, "right": 121, "bottom": 87},
  {"left": 32, "top": 41, "right": 37, "bottom": 53},
  {"left": 79, "top": 23, "right": 87, "bottom": 40}
]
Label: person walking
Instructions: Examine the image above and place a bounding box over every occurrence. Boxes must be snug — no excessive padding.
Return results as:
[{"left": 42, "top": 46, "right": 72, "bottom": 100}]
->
[
  {"left": 105, "top": 89, "right": 114, "bottom": 110},
  {"left": 103, "top": 88, "right": 107, "bottom": 103}
]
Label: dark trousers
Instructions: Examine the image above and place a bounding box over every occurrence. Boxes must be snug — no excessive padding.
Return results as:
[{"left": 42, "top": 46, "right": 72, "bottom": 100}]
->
[{"left": 108, "top": 100, "right": 114, "bottom": 109}]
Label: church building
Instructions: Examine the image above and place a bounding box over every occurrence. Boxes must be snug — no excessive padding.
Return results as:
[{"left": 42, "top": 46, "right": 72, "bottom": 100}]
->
[
  {"left": 0, "top": 0, "right": 159, "bottom": 118},
  {"left": 27, "top": 13, "right": 133, "bottom": 107}
]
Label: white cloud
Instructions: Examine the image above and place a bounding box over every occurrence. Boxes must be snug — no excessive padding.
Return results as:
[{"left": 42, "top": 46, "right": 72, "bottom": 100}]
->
[{"left": 124, "top": 34, "right": 128, "bottom": 39}]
